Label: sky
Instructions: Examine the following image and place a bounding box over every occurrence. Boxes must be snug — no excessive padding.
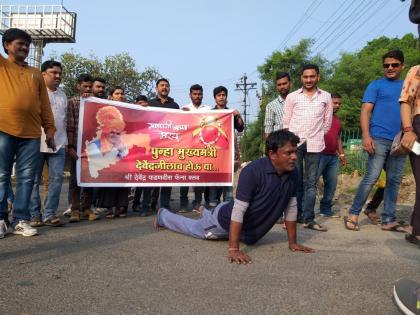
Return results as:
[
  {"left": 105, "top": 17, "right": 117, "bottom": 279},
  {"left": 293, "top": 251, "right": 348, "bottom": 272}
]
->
[{"left": 1, "top": 0, "right": 416, "bottom": 122}]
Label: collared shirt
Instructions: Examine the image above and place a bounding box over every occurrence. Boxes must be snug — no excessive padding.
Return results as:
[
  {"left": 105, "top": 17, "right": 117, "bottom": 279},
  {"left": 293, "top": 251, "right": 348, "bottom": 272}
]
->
[
  {"left": 217, "top": 157, "right": 298, "bottom": 244},
  {"left": 181, "top": 102, "right": 211, "bottom": 111},
  {"left": 0, "top": 54, "right": 55, "bottom": 138},
  {"left": 264, "top": 96, "right": 286, "bottom": 134},
  {"left": 212, "top": 105, "right": 244, "bottom": 132},
  {"left": 283, "top": 87, "right": 333, "bottom": 153},
  {"left": 399, "top": 65, "right": 420, "bottom": 119},
  {"left": 40, "top": 87, "right": 68, "bottom": 153},
  {"left": 148, "top": 96, "right": 180, "bottom": 109},
  {"left": 67, "top": 95, "right": 81, "bottom": 147}
]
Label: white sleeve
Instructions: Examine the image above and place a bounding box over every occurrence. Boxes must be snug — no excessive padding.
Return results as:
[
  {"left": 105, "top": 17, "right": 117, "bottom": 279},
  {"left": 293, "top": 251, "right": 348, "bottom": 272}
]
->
[
  {"left": 230, "top": 198, "right": 250, "bottom": 223},
  {"left": 284, "top": 197, "right": 297, "bottom": 221}
]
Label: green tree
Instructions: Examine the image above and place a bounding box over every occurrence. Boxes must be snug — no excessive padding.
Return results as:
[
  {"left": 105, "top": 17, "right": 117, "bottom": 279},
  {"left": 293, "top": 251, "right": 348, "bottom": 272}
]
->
[
  {"left": 323, "top": 33, "right": 419, "bottom": 129},
  {"left": 241, "top": 34, "right": 419, "bottom": 161},
  {"left": 52, "top": 50, "right": 161, "bottom": 101},
  {"left": 241, "top": 39, "right": 329, "bottom": 160}
]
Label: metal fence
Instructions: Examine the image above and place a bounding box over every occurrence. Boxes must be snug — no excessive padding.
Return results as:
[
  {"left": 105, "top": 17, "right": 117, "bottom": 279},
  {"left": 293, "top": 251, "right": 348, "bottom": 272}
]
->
[{"left": 341, "top": 128, "right": 368, "bottom": 175}]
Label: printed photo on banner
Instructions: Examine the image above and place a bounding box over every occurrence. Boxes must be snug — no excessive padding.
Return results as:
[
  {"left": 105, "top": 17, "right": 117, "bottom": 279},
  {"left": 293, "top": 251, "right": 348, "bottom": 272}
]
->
[{"left": 76, "top": 97, "right": 234, "bottom": 187}]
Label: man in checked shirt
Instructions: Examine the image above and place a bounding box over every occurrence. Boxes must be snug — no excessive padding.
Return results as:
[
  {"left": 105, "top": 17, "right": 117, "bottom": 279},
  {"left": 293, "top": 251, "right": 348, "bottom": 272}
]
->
[
  {"left": 264, "top": 72, "right": 291, "bottom": 139},
  {"left": 283, "top": 64, "right": 333, "bottom": 231}
]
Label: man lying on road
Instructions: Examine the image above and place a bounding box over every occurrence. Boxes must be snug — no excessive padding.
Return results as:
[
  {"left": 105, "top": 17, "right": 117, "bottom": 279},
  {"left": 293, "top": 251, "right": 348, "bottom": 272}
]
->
[{"left": 154, "top": 129, "right": 314, "bottom": 263}]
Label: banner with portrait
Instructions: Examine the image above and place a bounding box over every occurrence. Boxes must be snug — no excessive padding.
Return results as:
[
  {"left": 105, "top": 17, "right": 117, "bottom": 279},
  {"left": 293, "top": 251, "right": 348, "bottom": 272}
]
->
[{"left": 76, "top": 97, "right": 234, "bottom": 187}]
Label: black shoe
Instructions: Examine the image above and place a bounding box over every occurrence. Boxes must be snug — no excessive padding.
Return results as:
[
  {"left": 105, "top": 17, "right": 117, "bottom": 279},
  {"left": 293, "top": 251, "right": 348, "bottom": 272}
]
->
[{"left": 393, "top": 278, "right": 420, "bottom": 315}]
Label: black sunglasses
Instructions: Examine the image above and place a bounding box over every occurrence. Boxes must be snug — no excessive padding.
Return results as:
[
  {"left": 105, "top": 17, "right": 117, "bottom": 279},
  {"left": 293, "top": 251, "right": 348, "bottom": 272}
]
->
[{"left": 383, "top": 63, "right": 401, "bottom": 69}]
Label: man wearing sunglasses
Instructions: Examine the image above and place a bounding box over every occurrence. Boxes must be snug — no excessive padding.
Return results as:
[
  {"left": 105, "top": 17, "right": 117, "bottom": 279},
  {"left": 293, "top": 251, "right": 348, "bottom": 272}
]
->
[{"left": 345, "top": 50, "right": 407, "bottom": 232}]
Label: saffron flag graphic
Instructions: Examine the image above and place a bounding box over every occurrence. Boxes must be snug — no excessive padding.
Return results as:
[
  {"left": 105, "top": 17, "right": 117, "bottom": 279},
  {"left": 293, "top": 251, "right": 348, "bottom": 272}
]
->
[{"left": 77, "top": 97, "right": 234, "bottom": 187}]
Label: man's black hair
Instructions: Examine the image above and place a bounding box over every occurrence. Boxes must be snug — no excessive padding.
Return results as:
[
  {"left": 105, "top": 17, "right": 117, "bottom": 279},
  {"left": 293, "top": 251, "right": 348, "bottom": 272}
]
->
[
  {"left": 41, "top": 60, "right": 62, "bottom": 72},
  {"left": 331, "top": 92, "right": 341, "bottom": 99},
  {"left": 92, "top": 77, "right": 106, "bottom": 84},
  {"left": 108, "top": 85, "right": 124, "bottom": 97},
  {"left": 135, "top": 95, "right": 148, "bottom": 102},
  {"left": 301, "top": 64, "right": 320, "bottom": 75},
  {"left": 190, "top": 84, "right": 203, "bottom": 93},
  {"left": 2, "top": 28, "right": 32, "bottom": 54},
  {"left": 382, "top": 50, "right": 404, "bottom": 64},
  {"left": 275, "top": 72, "right": 291, "bottom": 82},
  {"left": 265, "top": 129, "right": 300, "bottom": 156},
  {"left": 77, "top": 74, "right": 93, "bottom": 84},
  {"left": 156, "top": 78, "right": 169, "bottom": 86},
  {"left": 213, "top": 86, "right": 228, "bottom": 98}
]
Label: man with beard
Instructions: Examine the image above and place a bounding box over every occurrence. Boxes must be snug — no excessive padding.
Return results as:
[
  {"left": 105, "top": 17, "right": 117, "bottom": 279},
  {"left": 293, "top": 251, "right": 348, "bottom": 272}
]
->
[
  {"left": 283, "top": 64, "right": 333, "bottom": 231},
  {"left": 148, "top": 79, "right": 180, "bottom": 211},
  {"left": 264, "top": 72, "right": 292, "bottom": 139}
]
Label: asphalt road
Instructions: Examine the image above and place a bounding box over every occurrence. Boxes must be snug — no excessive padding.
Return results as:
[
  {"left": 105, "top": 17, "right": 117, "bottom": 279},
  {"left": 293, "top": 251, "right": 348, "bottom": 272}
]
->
[{"left": 0, "top": 182, "right": 419, "bottom": 315}]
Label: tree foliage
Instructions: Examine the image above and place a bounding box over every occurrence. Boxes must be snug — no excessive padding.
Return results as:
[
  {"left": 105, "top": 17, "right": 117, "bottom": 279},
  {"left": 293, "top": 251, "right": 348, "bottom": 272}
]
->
[
  {"left": 241, "top": 34, "right": 419, "bottom": 161},
  {"left": 51, "top": 50, "right": 161, "bottom": 101}
]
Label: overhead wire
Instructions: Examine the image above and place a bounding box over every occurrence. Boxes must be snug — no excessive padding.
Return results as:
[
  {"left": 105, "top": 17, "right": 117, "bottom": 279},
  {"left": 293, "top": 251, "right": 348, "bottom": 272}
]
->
[
  {"left": 275, "top": 0, "right": 324, "bottom": 51},
  {"left": 312, "top": 0, "right": 370, "bottom": 53},
  {"left": 320, "top": 0, "right": 390, "bottom": 57}
]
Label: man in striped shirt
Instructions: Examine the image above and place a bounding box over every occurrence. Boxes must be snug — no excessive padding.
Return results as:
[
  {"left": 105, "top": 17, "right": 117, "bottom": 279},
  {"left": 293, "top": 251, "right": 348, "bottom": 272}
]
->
[
  {"left": 283, "top": 64, "right": 333, "bottom": 231},
  {"left": 264, "top": 72, "right": 291, "bottom": 139}
]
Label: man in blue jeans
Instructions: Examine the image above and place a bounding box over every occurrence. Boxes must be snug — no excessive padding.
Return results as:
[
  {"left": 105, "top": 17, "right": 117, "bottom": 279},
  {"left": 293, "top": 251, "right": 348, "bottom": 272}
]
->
[
  {"left": 317, "top": 93, "right": 347, "bottom": 218},
  {"left": 0, "top": 28, "right": 56, "bottom": 238},
  {"left": 29, "top": 60, "right": 68, "bottom": 227},
  {"left": 283, "top": 64, "right": 333, "bottom": 231},
  {"left": 344, "top": 50, "right": 407, "bottom": 232}
]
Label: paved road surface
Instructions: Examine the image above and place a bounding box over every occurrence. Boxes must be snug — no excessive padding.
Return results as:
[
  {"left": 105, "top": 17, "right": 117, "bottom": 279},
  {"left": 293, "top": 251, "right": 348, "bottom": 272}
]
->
[{"left": 0, "top": 182, "right": 419, "bottom": 314}]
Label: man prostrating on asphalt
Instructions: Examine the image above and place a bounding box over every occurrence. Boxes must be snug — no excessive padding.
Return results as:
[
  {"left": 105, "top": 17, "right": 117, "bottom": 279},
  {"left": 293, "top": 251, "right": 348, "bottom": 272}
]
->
[{"left": 155, "top": 130, "right": 314, "bottom": 263}]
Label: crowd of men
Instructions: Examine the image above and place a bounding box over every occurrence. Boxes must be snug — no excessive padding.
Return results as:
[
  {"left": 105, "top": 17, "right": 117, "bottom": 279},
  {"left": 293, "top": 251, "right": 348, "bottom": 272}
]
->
[{"left": 0, "top": 28, "right": 419, "bottom": 265}]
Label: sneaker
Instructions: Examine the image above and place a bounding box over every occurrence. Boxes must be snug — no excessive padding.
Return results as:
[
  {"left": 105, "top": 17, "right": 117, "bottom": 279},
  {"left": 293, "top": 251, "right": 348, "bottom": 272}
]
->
[
  {"left": 0, "top": 220, "right": 11, "bottom": 239},
  {"left": 393, "top": 278, "right": 420, "bottom": 315},
  {"left": 13, "top": 220, "right": 38, "bottom": 237}
]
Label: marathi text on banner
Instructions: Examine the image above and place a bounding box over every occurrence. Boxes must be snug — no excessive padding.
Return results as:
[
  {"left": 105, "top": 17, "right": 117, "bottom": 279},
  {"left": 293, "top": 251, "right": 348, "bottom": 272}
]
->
[{"left": 76, "top": 97, "right": 234, "bottom": 187}]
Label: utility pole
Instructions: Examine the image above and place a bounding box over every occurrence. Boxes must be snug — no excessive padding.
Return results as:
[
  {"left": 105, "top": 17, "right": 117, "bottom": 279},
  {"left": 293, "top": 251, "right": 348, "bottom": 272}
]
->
[{"left": 235, "top": 73, "right": 257, "bottom": 135}]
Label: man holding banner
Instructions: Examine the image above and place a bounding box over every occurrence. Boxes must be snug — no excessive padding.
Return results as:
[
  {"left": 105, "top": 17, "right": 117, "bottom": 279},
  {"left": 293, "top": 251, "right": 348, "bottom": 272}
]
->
[{"left": 155, "top": 130, "right": 314, "bottom": 263}]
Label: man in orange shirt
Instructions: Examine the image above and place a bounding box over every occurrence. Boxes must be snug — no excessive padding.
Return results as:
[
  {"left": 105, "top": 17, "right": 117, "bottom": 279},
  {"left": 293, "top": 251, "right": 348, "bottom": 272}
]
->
[{"left": 0, "top": 28, "right": 56, "bottom": 238}]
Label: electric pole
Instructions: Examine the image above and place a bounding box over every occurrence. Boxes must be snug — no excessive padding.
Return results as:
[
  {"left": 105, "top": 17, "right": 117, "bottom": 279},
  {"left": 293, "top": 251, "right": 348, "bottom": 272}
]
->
[{"left": 235, "top": 73, "right": 257, "bottom": 135}]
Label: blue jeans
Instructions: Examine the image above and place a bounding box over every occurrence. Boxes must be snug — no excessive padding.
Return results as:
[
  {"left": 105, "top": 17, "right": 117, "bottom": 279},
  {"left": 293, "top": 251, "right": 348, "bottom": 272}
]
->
[
  {"left": 349, "top": 138, "right": 406, "bottom": 224},
  {"left": 7, "top": 181, "right": 14, "bottom": 204},
  {"left": 296, "top": 143, "right": 320, "bottom": 224},
  {"left": 317, "top": 155, "right": 339, "bottom": 215},
  {"left": 157, "top": 202, "right": 229, "bottom": 239},
  {"left": 0, "top": 131, "right": 40, "bottom": 226},
  {"left": 29, "top": 148, "right": 65, "bottom": 221}
]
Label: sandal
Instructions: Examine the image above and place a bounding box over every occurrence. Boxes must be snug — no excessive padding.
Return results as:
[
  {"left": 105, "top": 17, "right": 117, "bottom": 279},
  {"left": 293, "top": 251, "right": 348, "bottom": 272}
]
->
[
  {"left": 405, "top": 234, "right": 420, "bottom": 247},
  {"left": 105, "top": 208, "right": 114, "bottom": 219},
  {"left": 343, "top": 216, "right": 359, "bottom": 231},
  {"left": 303, "top": 222, "right": 327, "bottom": 232},
  {"left": 363, "top": 210, "right": 381, "bottom": 225},
  {"left": 381, "top": 223, "right": 409, "bottom": 233},
  {"left": 117, "top": 208, "right": 127, "bottom": 218},
  {"left": 44, "top": 216, "right": 64, "bottom": 227}
]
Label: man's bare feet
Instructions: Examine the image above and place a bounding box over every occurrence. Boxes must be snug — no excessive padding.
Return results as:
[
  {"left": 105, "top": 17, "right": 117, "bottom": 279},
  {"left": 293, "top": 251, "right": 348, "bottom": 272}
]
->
[{"left": 153, "top": 208, "right": 165, "bottom": 230}]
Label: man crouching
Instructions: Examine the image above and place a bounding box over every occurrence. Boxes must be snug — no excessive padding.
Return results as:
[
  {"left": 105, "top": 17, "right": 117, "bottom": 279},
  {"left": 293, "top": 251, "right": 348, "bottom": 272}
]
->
[{"left": 155, "top": 129, "right": 314, "bottom": 263}]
